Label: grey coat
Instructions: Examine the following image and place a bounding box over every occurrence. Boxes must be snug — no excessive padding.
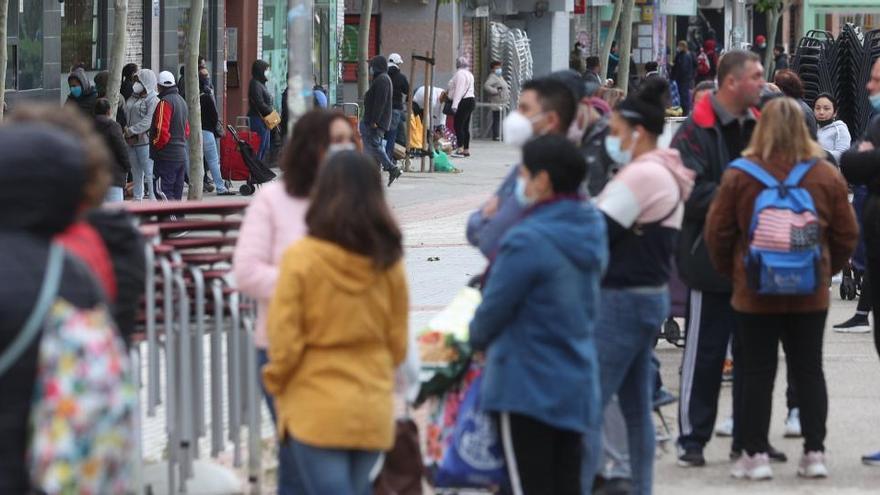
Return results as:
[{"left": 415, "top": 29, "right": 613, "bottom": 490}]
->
[
  {"left": 483, "top": 73, "right": 510, "bottom": 106},
  {"left": 123, "top": 69, "right": 160, "bottom": 147}
]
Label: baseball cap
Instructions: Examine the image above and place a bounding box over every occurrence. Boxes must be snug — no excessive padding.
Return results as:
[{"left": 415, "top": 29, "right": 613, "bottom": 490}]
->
[
  {"left": 158, "top": 71, "right": 176, "bottom": 87},
  {"left": 756, "top": 35, "right": 767, "bottom": 45},
  {"left": 388, "top": 53, "right": 404, "bottom": 66}
]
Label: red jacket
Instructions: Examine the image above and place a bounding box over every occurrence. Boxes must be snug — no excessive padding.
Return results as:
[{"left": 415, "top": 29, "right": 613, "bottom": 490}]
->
[
  {"left": 57, "top": 222, "right": 118, "bottom": 302},
  {"left": 149, "top": 86, "right": 190, "bottom": 162}
]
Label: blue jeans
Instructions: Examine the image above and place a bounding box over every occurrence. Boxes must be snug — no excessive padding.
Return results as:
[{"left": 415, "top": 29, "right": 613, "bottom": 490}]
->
[
  {"left": 105, "top": 186, "right": 124, "bottom": 203},
  {"left": 359, "top": 122, "right": 396, "bottom": 172},
  {"left": 384, "top": 109, "right": 403, "bottom": 161},
  {"left": 583, "top": 287, "right": 669, "bottom": 495},
  {"left": 202, "top": 130, "right": 228, "bottom": 192},
  {"left": 282, "top": 436, "right": 380, "bottom": 495},
  {"left": 128, "top": 144, "right": 154, "bottom": 200},
  {"left": 250, "top": 114, "right": 272, "bottom": 162},
  {"left": 256, "top": 349, "right": 277, "bottom": 424}
]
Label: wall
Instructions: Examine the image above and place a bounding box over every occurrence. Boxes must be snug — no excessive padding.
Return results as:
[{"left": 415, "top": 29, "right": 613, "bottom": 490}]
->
[
  {"left": 524, "top": 11, "right": 570, "bottom": 77},
  {"left": 226, "top": 0, "right": 261, "bottom": 119}
]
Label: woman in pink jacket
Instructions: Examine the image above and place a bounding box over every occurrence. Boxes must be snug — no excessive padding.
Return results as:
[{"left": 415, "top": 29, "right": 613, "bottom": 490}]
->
[
  {"left": 447, "top": 56, "right": 476, "bottom": 157},
  {"left": 233, "top": 109, "right": 358, "bottom": 421}
]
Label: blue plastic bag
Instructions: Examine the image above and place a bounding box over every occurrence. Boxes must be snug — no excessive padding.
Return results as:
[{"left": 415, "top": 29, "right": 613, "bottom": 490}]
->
[
  {"left": 434, "top": 371, "right": 510, "bottom": 491},
  {"left": 669, "top": 80, "right": 682, "bottom": 109}
]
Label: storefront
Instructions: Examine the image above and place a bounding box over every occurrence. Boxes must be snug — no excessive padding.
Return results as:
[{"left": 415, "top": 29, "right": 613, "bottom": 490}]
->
[{"left": 804, "top": 0, "right": 880, "bottom": 34}]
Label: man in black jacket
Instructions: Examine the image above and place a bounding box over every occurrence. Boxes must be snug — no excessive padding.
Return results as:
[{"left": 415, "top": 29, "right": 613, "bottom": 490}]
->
[
  {"left": 672, "top": 41, "right": 696, "bottom": 116},
  {"left": 361, "top": 55, "right": 402, "bottom": 186},
  {"left": 386, "top": 53, "right": 409, "bottom": 165},
  {"left": 671, "top": 50, "right": 788, "bottom": 467},
  {"left": 94, "top": 98, "right": 132, "bottom": 202}
]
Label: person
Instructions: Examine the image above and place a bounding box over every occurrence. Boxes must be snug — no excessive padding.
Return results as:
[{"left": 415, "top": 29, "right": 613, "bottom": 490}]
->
[
  {"left": 123, "top": 69, "right": 159, "bottom": 201},
  {"left": 672, "top": 41, "right": 696, "bottom": 116},
  {"left": 753, "top": 35, "right": 768, "bottom": 61},
  {"left": 699, "top": 39, "right": 719, "bottom": 83},
  {"left": 361, "top": 55, "right": 403, "bottom": 186},
  {"left": 586, "top": 56, "right": 605, "bottom": 88},
  {"left": 773, "top": 69, "right": 818, "bottom": 139},
  {"left": 774, "top": 45, "right": 790, "bottom": 73},
  {"left": 413, "top": 85, "right": 446, "bottom": 131},
  {"left": 582, "top": 78, "right": 695, "bottom": 495},
  {"left": 149, "top": 71, "right": 190, "bottom": 201},
  {"left": 94, "top": 98, "right": 132, "bottom": 203},
  {"left": 705, "top": 97, "right": 857, "bottom": 480},
  {"left": 484, "top": 61, "right": 510, "bottom": 141},
  {"left": 235, "top": 110, "right": 357, "bottom": 494},
  {"left": 198, "top": 68, "right": 232, "bottom": 195},
  {"left": 121, "top": 63, "right": 139, "bottom": 101},
  {"left": 571, "top": 41, "right": 587, "bottom": 75},
  {"left": 66, "top": 67, "right": 98, "bottom": 116},
  {"left": 466, "top": 77, "right": 577, "bottom": 257},
  {"left": 579, "top": 95, "right": 615, "bottom": 197},
  {"left": 448, "top": 57, "right": 476, "bottom": 157},
  {"left": 692, "top": 80, "right": 716, "bottom": 108},
  {"left": 840, "top": 57, "right": 880, "bottom": 466},
  {"left": 248, "top": 59, "right": 275, "bottom": 162},
  {"left": 386, "top": 53, "right": 410, "bottom": 164},
  {"left": 470, "top": 134, "right": 607, "bottom": 495},
  {"left": 608, "top": 41, "right": 621, "bottom": 81},
  {"left": 264, "top": 150, "right": 408, "bottom": 495},
  {"left": 814, "top": 93, "right": 851, "bottom": 164},
  {"left": 672, "top": 50, "right": 772, "bottom": 468},
  {"left": 93, "top": 70, "right": 128, "bottom": 129}
]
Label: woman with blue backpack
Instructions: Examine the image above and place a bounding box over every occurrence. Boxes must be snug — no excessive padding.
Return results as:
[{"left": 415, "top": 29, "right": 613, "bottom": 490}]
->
[{"left": 704, "top": 97, "right": 858, "bottom": 481}]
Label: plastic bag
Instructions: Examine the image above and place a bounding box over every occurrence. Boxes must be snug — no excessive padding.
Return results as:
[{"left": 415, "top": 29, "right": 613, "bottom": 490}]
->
[{"left": 433, "top": 150, "right": 456, "bottom": 173}]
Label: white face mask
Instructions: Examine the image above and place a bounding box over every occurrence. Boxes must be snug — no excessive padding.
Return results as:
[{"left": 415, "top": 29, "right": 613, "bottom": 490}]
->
[
  {"left": 503, "top": 111, "right": 543, "bottom": 148},
  {"left": 132, "top": 82, "right": 145, "bottom": 94},
  {"left": 264, "top": 69, "right": 272, "bottom": 79},
  {"left": 326, "top": 142, "right": 356, "bottom": 156}
]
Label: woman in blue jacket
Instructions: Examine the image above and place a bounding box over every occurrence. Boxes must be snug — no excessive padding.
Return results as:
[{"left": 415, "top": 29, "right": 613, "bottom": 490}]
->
[{"left": 470, "top": 134, "right": 608, "bottom": 495}]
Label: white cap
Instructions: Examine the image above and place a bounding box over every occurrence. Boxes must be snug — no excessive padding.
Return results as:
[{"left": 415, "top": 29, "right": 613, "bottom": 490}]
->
[
  {"left": 158, "top": 71, "right": 176, "bottom": 87},
  {"left": 388, "top": 53, "right": 404, "bottom": 66}
]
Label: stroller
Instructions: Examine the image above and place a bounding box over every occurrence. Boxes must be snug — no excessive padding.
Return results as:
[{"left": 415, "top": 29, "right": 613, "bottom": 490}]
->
[{"left": 221, "top": 124, "right": 276, "bottom": 196}]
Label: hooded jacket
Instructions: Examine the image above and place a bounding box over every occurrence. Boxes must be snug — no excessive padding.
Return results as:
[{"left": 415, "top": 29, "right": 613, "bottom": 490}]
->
[
  {"left": 264, "top": 237, "right": 409, "bottom": 450},
  {"left": 0, "top": 125, "right": 106, "bottom": 493},
  {"left": 248, "top": 60, "right": 274, "bottom": 118},
  {"left": 363, "top": 56, "right": 393, "bottom": 131},
  {"left": 817, "top": 119, "right": 852, "bottom": 163},
  {"left": 199, "top": 77, "right": 221, "bottom": 135},
  {"left": 124, "top": 69, "right": 160, "bottom": 147},
  {"left": 65, "top": 68, "right": 98, "bottom": 116},
  {"left": 149, "top": 86, "right": 190, "bottom": 162},
  {"left": 388, "top": 65, "right": 410, "bottom": 111},
  {"left": 596, "top": 148, "right": 695, "bottom": 288},
  {"left": 470, "top": 198, "right": 608, "bottom": 433},
  {"left": 95, "top": 115, "right": 133, "bottom": 187}
]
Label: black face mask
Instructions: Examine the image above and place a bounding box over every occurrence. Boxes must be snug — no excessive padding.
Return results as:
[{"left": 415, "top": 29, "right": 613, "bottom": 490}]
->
[{"left": 817, "top": 118, "right": 834, "bottom": 128}]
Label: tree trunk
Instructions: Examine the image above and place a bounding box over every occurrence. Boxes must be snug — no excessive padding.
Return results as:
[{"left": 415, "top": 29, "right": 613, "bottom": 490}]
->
[
  {"left": 186, "top": 0, "right": 205, "bottom": 200},
  {"left": 431, "top": 0, "right": 441, "bottom": 65},
  {"left": 764, "top": 4, "right": 784, "bottom": 80},
  {"left": 617, "top": 0, "right": 635, "bottom": 95},
  {"left": 357, "top": 0, "right": 373, "bottom": 99},
  {"left": 106, "top": 0, "right": 128, "bottom": 121},
  {"left": 598, "top": 0, "right": 623, "bottom": 83},
  {"left": 0, "top": 0, "right": 9, "bottom": 121}
]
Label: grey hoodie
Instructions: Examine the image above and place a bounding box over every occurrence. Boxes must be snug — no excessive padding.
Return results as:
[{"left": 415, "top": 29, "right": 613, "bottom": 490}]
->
[
  {"left": 817, "top": 119, "right": 852, "bottom": 163},
  {"left": 123, "top": 69, "right": 160, "bottom": 146}
]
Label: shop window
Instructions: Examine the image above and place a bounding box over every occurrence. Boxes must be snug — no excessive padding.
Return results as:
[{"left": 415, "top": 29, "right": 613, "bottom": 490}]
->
[
  {"left": 18, "top": 2, "right": 43, "bottom": 90},
  {"left": 178, "top": 3, "right": 210, "bottom": 73},
  {"left": 62, "top": 0, "right": 107, "bottom": 72},
  {"left": 342, "top": 15, "right": 379, "bottom": 83}
]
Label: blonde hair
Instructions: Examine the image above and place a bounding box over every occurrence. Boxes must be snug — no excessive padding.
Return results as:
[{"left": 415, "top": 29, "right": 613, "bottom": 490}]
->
[{"left": 742, "top": 97, "right": 825, "bottom": 166}]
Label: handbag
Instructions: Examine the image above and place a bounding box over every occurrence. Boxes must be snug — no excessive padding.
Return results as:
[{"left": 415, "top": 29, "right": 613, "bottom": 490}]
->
[
  {"left": 262, "top": 109, "right": 282, "bottom": 130},
  {"left": 373, "top": 418, "right": 425, "bottom": 495}
]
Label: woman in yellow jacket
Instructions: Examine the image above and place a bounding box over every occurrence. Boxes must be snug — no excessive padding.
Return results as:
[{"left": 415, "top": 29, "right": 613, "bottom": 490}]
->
[{"left": 264, "top": 150, "right": 409, "bottom": 495}]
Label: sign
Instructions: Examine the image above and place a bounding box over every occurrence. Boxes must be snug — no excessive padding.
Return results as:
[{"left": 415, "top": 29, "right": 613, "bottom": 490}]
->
[
  {"left": 588, "top": 0, "right": 612, "bottom": 6},
  {"left": 658, "top": 0, "right": 696, "bottom": 16},
  {"left": 475, "top": 6, "right": 490, "bottom": 17},
  {"left": 573, "top": 0, "right": 585, "bottom": 15},
  {"left": 225, "top": 28, "right": 238, "bottom": 62}
]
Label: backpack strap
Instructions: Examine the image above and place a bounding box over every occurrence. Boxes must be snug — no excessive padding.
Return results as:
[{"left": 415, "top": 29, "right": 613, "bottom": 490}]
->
[
  {"left": 783, "top": 159, "right": 818, "bottom": 187},
  {"left": 729, "top": 158, "right": 779, "bottom": 188},
  {"left": 0, "top": 244, "right": 65, "bottom": 378}
]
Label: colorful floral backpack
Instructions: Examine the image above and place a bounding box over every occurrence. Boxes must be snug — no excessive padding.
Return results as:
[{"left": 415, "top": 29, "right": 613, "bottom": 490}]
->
[{"left": 0, "top": 244, "right": 136, "bottom": 494}]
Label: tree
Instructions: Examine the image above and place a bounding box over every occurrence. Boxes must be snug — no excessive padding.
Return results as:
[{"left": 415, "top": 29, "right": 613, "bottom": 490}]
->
[
  {"left": 106, "top": 0, "right": 127, "bottom": 121},
  {"left": 757, "top": 0, "right": 791, "bottom": 79},
  {"left": 598, "top": 0, "right": 623, "bottom": 84},
  {"left": 616, "top": 0, "right": 636, "bottom": 95},
  {"left": 185, "top": 0, "right": 205, "bottom": 199},
  {"left": 0, "top": 0, "right": 8, "bottom": 121},
  {"left": 357, "top": 0, "right": 373, "bottom": 98}
]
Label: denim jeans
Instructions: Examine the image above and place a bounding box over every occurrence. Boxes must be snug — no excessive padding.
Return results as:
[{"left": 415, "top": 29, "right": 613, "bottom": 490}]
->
[
  {"left": 128, "top": 144, "right": 153, "bottom": 200},
  {"left": 105, "top": 186, "right": 124, "bottom": 203},
  {"left": 583, "top": 287, "right": 669, "bottom": 495},
  {"left": 256, "top": 348, "right": 277, "bottom": 424},
  {"left": 250, "top": 114, "right": 272, "bottom": 162},
  {"left": 202, "top": 130, "right": 228, "bottom": 192},
  {"left": 282, "top": 436, "right": 380, "bottom": 495},
  {"left": 384, "top": 109, "right": 403, "bottom": 160},
  {"left": 359, "top": 122, "right": 396, "bottom": 172}
]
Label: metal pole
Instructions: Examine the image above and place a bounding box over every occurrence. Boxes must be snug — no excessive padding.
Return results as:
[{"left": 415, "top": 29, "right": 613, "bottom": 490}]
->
[
  {"left": 731, "top": 0, "right": 747, "bottom": 50},
  {"left": 287, "top": 0, "right": 315, "bottom": 135}
]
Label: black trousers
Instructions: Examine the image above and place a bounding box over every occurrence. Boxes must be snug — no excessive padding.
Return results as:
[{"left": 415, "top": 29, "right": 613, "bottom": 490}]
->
[
  {"left": 500, "top": 413, "right": 581, "bottom": 495},
  {"left": 868, "top": 253, "right": 880, "bottom": 359},
  {"left": 491, "top": 110, "right": 501, "bottom": 140},
  {"left": 736, "top": 311, "right": 828, "bottom": 455},
  {"left": 678, "top": 290, "right": 744, "bottom": 451},
  {"left": 454, "top": 97, "right": 475, "bottom": 150}
]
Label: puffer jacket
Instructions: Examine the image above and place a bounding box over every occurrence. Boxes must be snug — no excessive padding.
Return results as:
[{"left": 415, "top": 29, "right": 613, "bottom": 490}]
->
[{"left": 123, "top": 69, "right": 160, "bottom": 147}]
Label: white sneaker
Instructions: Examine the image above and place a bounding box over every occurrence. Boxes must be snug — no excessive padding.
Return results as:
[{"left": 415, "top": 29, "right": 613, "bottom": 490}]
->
[
  {"left": 798, "top": 451, "right": 829, "bottom": 478},
  {"left": 731, "top": 452, "right": 773, "bottom": 480},
  {"left": 715, "top": 416, "right": 734, "bottom": 437},
  {"left": 784, "top": 408, "right": 803, "bottom": 438}
]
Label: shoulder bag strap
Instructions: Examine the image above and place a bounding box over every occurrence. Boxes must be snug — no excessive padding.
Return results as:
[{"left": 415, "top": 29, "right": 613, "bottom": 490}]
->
[{"left": 0, "top": 243, "right": 65, "bottom": 378}]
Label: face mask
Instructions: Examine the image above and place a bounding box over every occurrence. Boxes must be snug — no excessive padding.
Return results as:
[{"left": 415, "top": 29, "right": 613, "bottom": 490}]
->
[
  {"left": 264, "top": 70, "right": 271, "bottom": 79},
  {"left": 494, "top": 68, "right": 503, "bottom": 77},
  {"left": 871, "top": 93, "right": 880, "bottom": 112},
  {"left": 605, "top": 132, "right": 638, "bottom": 165},
  {"left": 503, "top": 111, "right": 543, "bottom": 148},
  {"left": 514, "top": 176, "right": 535, "bottom": 208},
  {"left": 70, "top": 86, "right": 83, "bottom": 98},
  {"left": 132, "top": 82, "right": 145, "bottom": 94},
  {"left": 326, "top": 142, "right": 356, "bottom": 156},
  {"left": 817, "top": 118, "right": 833, "bottom": 128}
]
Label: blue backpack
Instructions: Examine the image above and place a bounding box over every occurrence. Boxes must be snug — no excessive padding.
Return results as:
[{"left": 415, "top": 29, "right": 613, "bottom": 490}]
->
[{"left": 729, "top": 158, "right": 821, "bottom": 295}]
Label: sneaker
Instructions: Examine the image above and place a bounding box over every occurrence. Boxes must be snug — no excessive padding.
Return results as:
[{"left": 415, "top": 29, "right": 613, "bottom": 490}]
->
[
  {"left": 731, "top": 452, "right": 773, "bottom": 480},
  {"left": 731, "top": 445, "right": 788, "bottom": 463},
  {"left": 862, "top": 450, "right": 880, "bottom": 466},
  {"left": 677, "top": 446, "right": 706, "bottom": 467},
  {"left": 833, "top": 313, "right": 871, "bottom": 333},
  {"left": 797, "top": 451, "right": 828, "bottom": 478},
  {"left": 784, "top": 408, "right": 803, "bottom": 438},
  {"left": 715, "top": 417, "right": 734, "bottom": 437},
  {"left": 203, "top": 181, "right": 215, "bottom": 193},
  {"left": 387, "top": 166, "right": 402, "bottom": 186}
]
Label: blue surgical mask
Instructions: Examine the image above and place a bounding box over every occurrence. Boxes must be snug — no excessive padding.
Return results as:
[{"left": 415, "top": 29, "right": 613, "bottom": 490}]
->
[
  {"left": 871, "top": 93, "right": 880, "bottom": 112},
  {"left": 604, "top": 135, "right": 632, "bottom": 165},
  {"left": 514, "top": 176, "right": 535, "bottom": 208},
  {"left": 494, "top": 68, "right": 503, "bottom": 77},
  {"left": 70, "top": 86, "right": 83, "bottom": 98}
]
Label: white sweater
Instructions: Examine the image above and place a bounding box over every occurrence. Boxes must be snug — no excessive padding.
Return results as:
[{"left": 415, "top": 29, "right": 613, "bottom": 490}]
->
[{"left": 817, "top": 120, "right": 852, "bottom": 163}]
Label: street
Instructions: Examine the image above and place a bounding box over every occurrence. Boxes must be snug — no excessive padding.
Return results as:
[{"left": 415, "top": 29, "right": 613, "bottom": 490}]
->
[{"left": 387, "top": 140, "right": 880, "bottom": 494}]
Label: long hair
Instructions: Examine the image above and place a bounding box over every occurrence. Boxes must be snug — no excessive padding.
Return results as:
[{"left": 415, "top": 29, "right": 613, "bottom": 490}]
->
[
  {"left": 306, "top": 151, "right": 403, "bottom": 269},
  {"left": 742, "top": 97, "right": 825, "bottom": 166},
  {"left": 281, "top": 109, "right": 359, "bottom": 198}
]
